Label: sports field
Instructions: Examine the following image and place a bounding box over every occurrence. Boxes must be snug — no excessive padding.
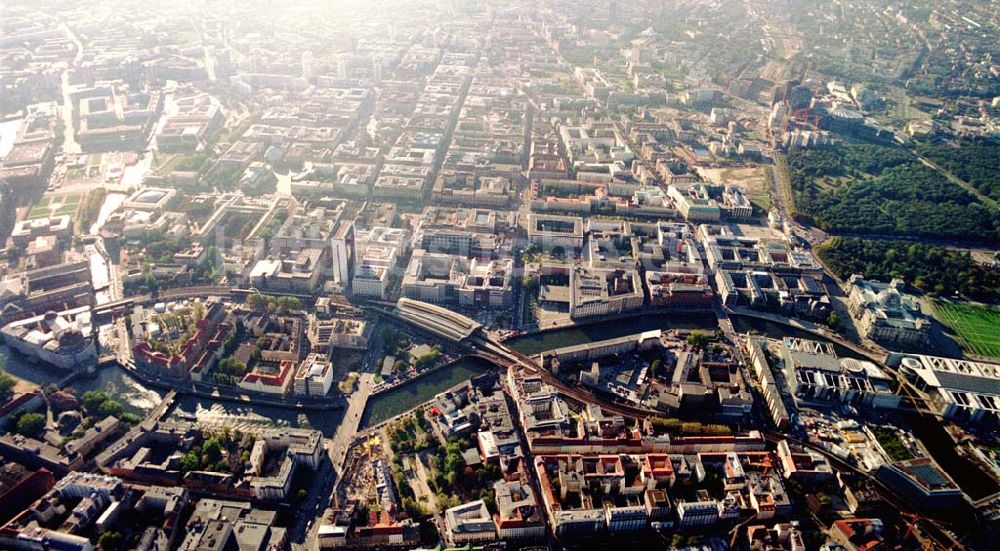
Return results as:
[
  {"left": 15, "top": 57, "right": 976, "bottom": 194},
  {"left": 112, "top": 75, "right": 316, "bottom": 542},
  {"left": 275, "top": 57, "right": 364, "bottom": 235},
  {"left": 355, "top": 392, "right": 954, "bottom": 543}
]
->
[{"left": 933, "top": 300, "right": 1000, "bottom": 360}]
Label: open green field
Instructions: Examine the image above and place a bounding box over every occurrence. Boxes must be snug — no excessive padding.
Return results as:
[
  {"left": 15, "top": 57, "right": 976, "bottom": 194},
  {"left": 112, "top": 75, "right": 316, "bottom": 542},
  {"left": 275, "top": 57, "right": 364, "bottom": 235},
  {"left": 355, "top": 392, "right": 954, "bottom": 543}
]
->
[
  {"left": 26, "top": 207, "right": 50, "bottom": 219},
  {"left": 26, "top": 193, "right": 83, "bottom": 220},
  {"left": 933, "top": 300, "right": 1000, "bottom": 360},
  {"left": 158, "top": 153, "right": 210, "bottom": 174},
  {"left": 54, "top": 204, "right": 79, "bottom": 216}
]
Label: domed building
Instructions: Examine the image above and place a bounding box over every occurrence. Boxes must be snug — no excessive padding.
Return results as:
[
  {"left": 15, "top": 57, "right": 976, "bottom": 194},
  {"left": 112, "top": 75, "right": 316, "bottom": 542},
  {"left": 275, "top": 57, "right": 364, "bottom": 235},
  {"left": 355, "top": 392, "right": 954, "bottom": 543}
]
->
[
  {"left": 0, "top": 306, "right": 96, "bottom": 370},
  {"left": 846, "top": 275, "right": 931, "bottom": 346}
]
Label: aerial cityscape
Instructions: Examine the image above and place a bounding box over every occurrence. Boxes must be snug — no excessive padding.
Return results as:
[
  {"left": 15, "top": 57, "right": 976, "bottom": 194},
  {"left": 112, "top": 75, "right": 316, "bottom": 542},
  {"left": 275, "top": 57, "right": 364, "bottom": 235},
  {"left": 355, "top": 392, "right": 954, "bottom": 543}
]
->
[{"left": 0, "top": 0, "right": 998, "bottom": 550}]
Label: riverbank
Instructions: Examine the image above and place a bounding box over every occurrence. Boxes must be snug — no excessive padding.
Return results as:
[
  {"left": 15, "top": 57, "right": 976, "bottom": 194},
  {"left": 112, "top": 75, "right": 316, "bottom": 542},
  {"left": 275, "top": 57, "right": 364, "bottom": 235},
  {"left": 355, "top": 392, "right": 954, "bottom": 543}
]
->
[
  {"left": 506, "top": 310, "right": 718, "bottom": 356},
  {"left": 729, "top": 308, "right": 887, "bottom": 363},
  {"left": 370, "top": 355, "right": 476, "bottom": 398},
  {"left": 360, "top": 356, "right": 494, "bottom": 429},
  {"left": 116, "top": 360, "right": 346, "bottom": 411}
]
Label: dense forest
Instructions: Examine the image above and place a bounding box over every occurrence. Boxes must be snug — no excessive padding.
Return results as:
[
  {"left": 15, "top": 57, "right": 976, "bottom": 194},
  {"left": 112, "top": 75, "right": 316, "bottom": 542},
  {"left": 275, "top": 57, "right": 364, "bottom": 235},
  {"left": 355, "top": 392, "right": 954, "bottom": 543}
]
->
[
  {"left": 916, "top": 139, "right": 1000, "bottom": 202},
  {"left": 816, "top": 237, "right": 999, "bottom": 303},
  {"left": 787, "top": 142, "right": 1000, "bottom": 242}
]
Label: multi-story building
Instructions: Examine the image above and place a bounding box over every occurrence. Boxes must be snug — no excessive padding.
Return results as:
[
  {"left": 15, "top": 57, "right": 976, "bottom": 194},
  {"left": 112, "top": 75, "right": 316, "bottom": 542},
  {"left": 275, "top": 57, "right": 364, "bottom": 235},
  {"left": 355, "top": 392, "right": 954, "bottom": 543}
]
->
[
  {"left": 74, "top": 87, "right": 163, "bottom": 151},
  {"left": 132, "top": 303, "right": 229, "bottom": 381},
  {"left": 827, "top": 518, "right": 885, "bottom": 551},
  {"left": 746, "top": 522, "right": 806, "bottom": 551},
  {"left": 775, "top": 440, "right": 834, "bottom": 485},
  {"left": 0, "top": 260, "right": 95, "bottom": 316},
  {"left": 177, "top": 498, "right": 287, "bottom": 550},
  {"left": 891, "top": 353, "right": 1000, "bottom": 427},
  {"left": 238, "top": 359, "right": 296, "bottom": 395},
  {"left": 352, "top": 262, "right": 391, "bottom": 299},
  {"left": 668, "top": 184, "right": 721, "bottom": 222},
  {"left": 248, "top": 429, "right": 324, "bottom": 500},
  {"left": 780, "top": 338, "right": 899, "bottom": 409},
  {"left": 719, "top": 185, "right": 754, "bottom": 220},
  {"left": 533, "top": 452, "right": 677, "bottom": 536},
  {"left": 701, "top": 224, "right": 823, "bottom": 277},
  {"left": 402, "top": 250, "right": 513, "bottom": 308},
  {"left": 569, "top": 265, "right": 644, "bottom": 319},
  {"left": 493, "top": 478, "right": 546, "bottom": 540},
  {"left": 527, "top": 214, "right": 584, "bottom": 251},
  {"left": 351, "top": 225, "right": 405, "bottom": 299},
  {"left": 433, "top": 172, "right": 514, "bottom": 207},
  {"left": 293, "top": 353, "right": 335, "bottom": 396},
  {"left": 1, "top": 306, "right": 96, "bottom": 370},
  {"left": 444, "top": 500, "right": 497, "bottom": 545},
  {"left": 248, "top": 248, "right": 327, "bottom": 295},
  {"left": 702, "top": 224, "right": 829, "bottom": 319},
  {"left": 745, "top": 337, "right": 791, "bottom": 430},
  {"left": 308, "top": 317, "right": 370, "bottom": 352},
  {"left": 10, "top": 216, "right": 73, "bottom": 247},
  {"left": 675, "top": 495, "right": 721, "bottom": 527},
  {"left": 329, "top": 221, "right": 356, "bottom": 290},
  {"left": 846, "top": 276, "right": 931, "bottom": 347}
]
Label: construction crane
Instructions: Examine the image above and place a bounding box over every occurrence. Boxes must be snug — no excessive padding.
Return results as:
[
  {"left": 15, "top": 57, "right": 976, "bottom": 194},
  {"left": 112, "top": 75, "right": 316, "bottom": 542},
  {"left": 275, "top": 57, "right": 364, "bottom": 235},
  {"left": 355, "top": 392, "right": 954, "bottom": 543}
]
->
[
  {"left": 746, "top": 453, "right": 774, "bottom": 475},
  {"left": 897, "top": 511, "right": 942, "bottom": 551},
  {"left": 728, "top": 512, "right": 758, "bottom": 549},
  {"left": 791, "top": 106, "right": 821, "bottom": 127}
]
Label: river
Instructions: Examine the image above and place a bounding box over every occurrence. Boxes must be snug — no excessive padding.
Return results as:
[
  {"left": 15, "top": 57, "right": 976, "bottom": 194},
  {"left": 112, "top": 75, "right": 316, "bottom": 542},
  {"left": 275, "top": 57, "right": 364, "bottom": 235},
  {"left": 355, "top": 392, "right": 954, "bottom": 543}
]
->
[
  {"left": 2, "top": 347, "right": 347, "bottom": 435},
  {"left": 506, "top": 312, "right": 872, "bottom": 358},
  {"left": 89, "top": 192, "right": 127, "bottom": 235},
  {"left": 729, "top": 315, "right": 867, "bottom": 359},
  {"left": 506, "top": 312, "right": 719, "bottom": 356},
  {"left": 359, "top": 357, "right": 493, "bottom": 429},
  {"left": 0, "top": 347, "right": 162, "bottom": 415},
  {"left": 5, "top": 347, "right": 505, "bottom": 434},
  {"left": 87, "top": 192, "right": 127, "bottom": 304},
  {"left": 164, "top": 395, "right": 345, "bottom": 437},
  {"left": 3, "top": 344, "right": 491, "bottom": 438},
  {"left": 6, "top": 304, "right": 997, "bottom": 502},
  {"left": 0, "top": 118, "right": 23, "bottom": 158}
]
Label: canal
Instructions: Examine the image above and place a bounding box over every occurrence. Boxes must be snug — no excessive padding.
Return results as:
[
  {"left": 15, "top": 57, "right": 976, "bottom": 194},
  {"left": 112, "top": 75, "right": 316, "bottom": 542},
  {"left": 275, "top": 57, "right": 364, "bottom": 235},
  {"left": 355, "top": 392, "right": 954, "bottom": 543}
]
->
[
  {"left": 360, "top": 356, "right": 493, "bottom": 429},
  {"left": 1, "top": 347, "right": 64, "bottom": 387}
]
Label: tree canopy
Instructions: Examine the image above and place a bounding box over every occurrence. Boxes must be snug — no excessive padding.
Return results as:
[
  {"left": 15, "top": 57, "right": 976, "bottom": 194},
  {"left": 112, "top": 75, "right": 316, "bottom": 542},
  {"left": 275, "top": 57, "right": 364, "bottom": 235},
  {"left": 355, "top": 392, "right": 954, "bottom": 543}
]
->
[
  {"left": 0, "top": 372, "right": 15, "bottom": 400},
  {"left": 916, "top": 139, "right": 1000, "bottom": 202},
  {"left": 787, "top": 142, "right": 999, "bottom": 242},
  {"left": 817, "top": 237, "right": 999, "bottom": 302},
  {"left": 16, "top": 413, "right": 46, "bottom": 437}
]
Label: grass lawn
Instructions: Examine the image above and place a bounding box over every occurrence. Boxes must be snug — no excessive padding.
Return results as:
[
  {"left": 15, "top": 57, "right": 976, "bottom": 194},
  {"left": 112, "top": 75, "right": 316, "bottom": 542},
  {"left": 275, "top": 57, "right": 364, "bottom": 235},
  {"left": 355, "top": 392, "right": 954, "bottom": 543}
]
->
[
  {"left": 933, "top": 300, "right": 1000, "bottom": 360},
  {"left": 707, "top": 166, "right": 773, "bottom": 215},
  {"left": 26, "top": 193, "right": 84, "bottom": 220},
  {"left": 27, "top": 206, "right": 50, "bottom": 220},
  {"left": 750, "top": 195, "right": 772, "bottom": 214},
  {"left": 159, "top": 154, "right": 209, "bottom": 174},
  {"left": 54, "top": 204, "right": 79, "bottom": 216},
  {"left": 872, "top": 427, "right": 914, "bottom": 462}
]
